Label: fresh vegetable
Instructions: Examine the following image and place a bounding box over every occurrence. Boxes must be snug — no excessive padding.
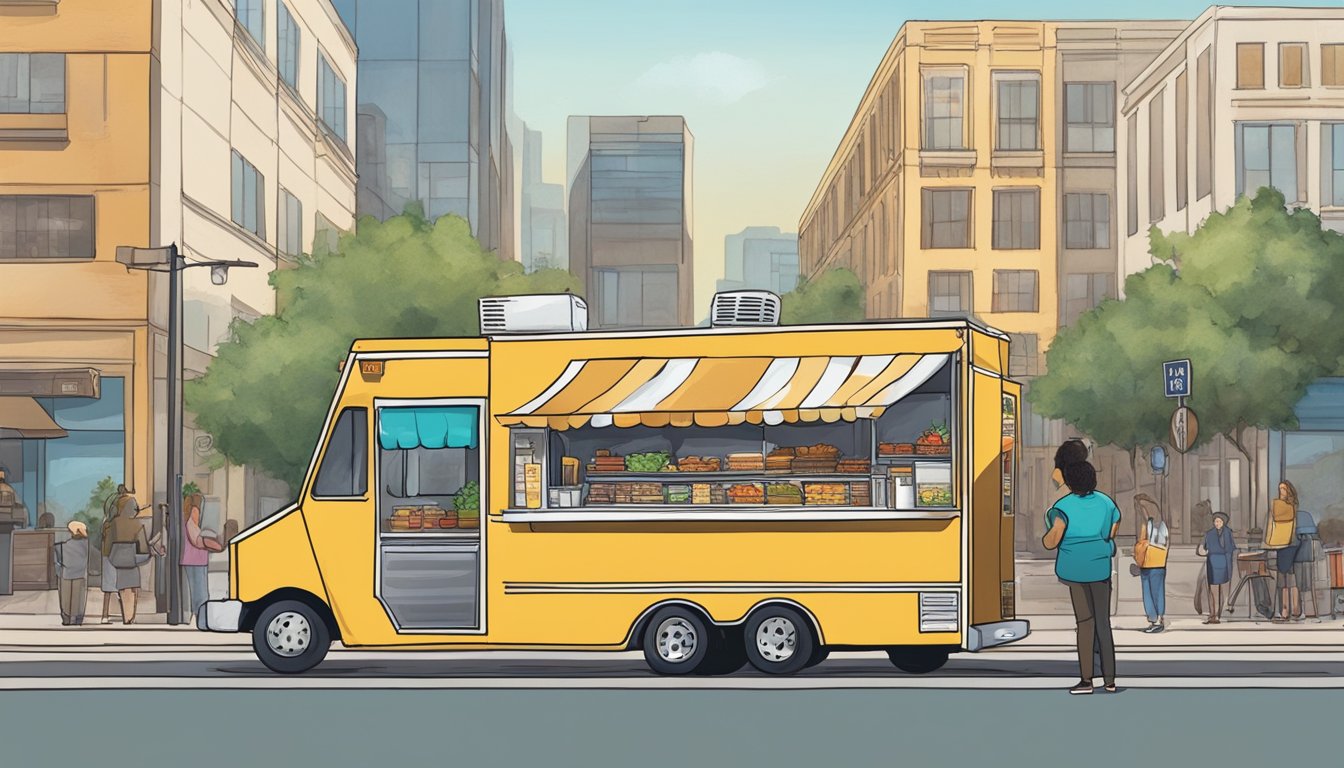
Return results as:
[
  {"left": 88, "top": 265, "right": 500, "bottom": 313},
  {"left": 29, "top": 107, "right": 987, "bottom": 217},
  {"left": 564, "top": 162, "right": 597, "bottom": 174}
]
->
[
  {"left": 917, "top": 421, "right": 951, "bottom": 445},
  {"left": 453, "top": 481, "right": 481, "bottom": 515},
  {"left": 624, "top": 451, "right": 671, "bottom": 472}
]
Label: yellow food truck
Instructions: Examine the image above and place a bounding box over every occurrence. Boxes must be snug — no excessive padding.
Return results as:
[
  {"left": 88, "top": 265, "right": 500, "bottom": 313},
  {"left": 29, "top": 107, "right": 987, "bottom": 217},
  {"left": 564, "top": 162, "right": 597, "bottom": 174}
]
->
[{"left": 199, "top": 294, "right": 1029, "bottom": 674}]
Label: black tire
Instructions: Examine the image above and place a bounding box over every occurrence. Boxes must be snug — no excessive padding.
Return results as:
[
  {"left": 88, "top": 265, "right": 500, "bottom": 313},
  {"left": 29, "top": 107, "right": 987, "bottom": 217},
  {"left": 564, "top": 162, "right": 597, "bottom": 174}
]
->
[
  {"left": 743, "top": 604, "right": 816, "bottom": 675},
  {"left": 804, "top": 646, "right": 830, "bottom": 669},
  {"left": 642, "top": 606, "right": 712, "bottom": 675},
  {"left": 887, "top": 646, "right": 950, "bottom": 674},
  {"left": 252, "top": 600, "right": 331, "bottom": 674},
  {"left": 697, "top": 627, "right": 748, "bottom": 676}
]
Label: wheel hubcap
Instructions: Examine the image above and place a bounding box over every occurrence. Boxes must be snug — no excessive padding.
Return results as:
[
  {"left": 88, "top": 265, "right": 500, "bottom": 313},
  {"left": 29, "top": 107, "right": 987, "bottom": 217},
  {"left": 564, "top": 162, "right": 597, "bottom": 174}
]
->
[
  {"left": 265, "top": 611, "right": 312, "bottom": 658},
  {"left": 756, "top": 616, "right": 798, "bottom": 662},
  {"left": 655, "top": 617, "right": 699, "bottom": 663}
]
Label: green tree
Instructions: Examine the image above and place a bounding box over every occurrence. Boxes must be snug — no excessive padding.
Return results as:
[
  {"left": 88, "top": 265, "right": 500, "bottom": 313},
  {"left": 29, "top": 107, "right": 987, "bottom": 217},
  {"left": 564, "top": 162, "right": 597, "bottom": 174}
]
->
[
  {"left": 186, "top": 207, "right": 582, "bottom": 487},
  {"left": 1032, "top": 188, "right": 1344, "bottom": 521},
  {"left": 71, "top": 475, "right": 119, "bottom": 551},
  {"left": 779, "top": 268, "right": 865, "bottom": 324}
]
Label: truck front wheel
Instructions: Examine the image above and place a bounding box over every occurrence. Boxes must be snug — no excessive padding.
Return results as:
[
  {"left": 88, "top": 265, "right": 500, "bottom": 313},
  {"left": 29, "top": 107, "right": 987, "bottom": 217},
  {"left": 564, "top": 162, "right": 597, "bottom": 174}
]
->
[{"left": 252, "top": 599, "right": 331, "bottom": 674}]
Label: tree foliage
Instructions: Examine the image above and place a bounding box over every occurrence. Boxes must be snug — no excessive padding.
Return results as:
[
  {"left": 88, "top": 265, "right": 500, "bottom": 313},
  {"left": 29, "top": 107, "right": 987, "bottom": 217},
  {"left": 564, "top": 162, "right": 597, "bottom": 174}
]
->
[
  {"left": 1031, "top": 188, "right": 1344, "bottom": 511},
  {"left": 779, "top": 267, "right": 865, "bottom": 324},
  {"left": 186, "top": 207, "right": 582, "bottom": 487}
]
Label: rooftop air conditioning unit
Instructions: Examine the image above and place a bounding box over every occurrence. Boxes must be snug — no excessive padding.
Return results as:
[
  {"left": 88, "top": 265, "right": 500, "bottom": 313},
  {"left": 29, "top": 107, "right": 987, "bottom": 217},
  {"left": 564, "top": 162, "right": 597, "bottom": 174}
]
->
[
  {"left": 710, "top": 290, "right": 781, "bottom": 327},
  {"left": 479, "top": 294, "right": 588, "bottom": 334}
]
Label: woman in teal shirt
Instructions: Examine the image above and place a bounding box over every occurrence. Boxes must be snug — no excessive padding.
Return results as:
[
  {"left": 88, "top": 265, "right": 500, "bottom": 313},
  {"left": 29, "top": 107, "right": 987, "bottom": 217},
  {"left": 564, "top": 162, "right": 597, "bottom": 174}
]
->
[{"left": 1043, "top": 439, "right": 1121, "bottom": 694}]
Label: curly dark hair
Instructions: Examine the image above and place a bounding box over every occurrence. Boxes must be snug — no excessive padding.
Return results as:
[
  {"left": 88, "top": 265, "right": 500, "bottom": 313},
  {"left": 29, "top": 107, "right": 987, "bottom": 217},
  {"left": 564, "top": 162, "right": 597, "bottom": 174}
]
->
[
  {"left": 1053, "top": 438, "right": 1088, "bottom": 472},
  {"left": 1062, "top": 461, "right": 1098, "bottom": 495}
]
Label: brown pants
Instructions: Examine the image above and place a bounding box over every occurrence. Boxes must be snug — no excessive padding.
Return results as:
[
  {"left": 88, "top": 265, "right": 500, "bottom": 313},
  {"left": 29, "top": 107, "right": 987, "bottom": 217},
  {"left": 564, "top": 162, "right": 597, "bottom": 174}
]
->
[
  {"left": 1066, "top": 580, "right": 1116, "bottom": 685},
  {"left": 59, "top": 578, "right": 87, "bottom": 623},
  {"left": 1208, "top": 583, "right": 1227, "bottom": 619}
]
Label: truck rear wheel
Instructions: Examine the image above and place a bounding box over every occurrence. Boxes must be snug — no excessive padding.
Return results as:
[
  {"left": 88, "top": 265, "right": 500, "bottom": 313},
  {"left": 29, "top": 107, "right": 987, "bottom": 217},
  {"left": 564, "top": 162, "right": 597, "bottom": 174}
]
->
[
  {"left": 887, "top": 646, "right": 950, "bottom": 674},
  {"left": 642, "top": 606, "right": 712, "bottom": 675},
  {"left": 743, "top": 605, "right": 815, "bottom": 675},
  {"left": 252, "top": 600, "right": 331, "bottom": 674}
]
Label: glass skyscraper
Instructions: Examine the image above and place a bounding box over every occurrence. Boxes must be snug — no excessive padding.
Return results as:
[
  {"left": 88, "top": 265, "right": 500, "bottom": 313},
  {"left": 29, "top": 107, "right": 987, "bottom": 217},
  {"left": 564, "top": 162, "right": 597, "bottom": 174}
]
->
[{"left": 333, "top": 0, "right": 514, "bottom": 258}]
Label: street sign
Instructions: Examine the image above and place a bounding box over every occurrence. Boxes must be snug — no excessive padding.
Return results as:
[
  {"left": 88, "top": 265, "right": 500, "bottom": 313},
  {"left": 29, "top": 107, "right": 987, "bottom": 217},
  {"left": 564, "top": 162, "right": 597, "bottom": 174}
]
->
[
  {"left": 1163, "top": 359, "right": 1192, "bottom": 398},
  {"left": 1170, "top": 406, "right": 1199, "bottom": 453}
]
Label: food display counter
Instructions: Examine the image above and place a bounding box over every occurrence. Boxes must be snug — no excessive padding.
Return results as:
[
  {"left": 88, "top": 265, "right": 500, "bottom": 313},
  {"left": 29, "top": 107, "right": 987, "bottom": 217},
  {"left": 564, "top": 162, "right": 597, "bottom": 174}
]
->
[{"left": 506, "top": 358, "right": 958, "bottom": 520}]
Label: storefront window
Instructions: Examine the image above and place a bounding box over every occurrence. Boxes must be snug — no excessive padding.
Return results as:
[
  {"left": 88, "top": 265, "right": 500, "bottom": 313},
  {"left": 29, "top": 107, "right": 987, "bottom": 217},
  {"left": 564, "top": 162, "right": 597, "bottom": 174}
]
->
[
  {"left": 377, "top": 405, "right": 480, "bottom": 534},
  {"left": 0, "top": 377, "right": 125, "bottom": 527},
  {"left": 1283, "top": 433, "right": 1344, "bottom": 522}
]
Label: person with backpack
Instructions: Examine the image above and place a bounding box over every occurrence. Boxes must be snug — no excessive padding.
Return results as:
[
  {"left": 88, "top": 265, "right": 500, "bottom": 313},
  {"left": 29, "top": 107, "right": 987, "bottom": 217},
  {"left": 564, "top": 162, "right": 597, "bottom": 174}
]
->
[
  {"left": 1132, "top": 494, "right": 1169, "bottom": 634},
  {"left": 99, "top": 484, "right": 148, "bottom": 625}
]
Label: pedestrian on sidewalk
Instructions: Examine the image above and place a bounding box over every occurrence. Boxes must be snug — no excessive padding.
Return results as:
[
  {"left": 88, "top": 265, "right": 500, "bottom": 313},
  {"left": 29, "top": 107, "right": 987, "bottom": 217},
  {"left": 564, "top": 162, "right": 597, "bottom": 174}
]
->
[
  {"left": 1043, "top": 439, "right": 1120, "bottom": 695},
  {"left": 1267, "top": 481, "right": 1300, "bottom": 623},
  {"left": 182, "top": 492, "right": 211, "bottom": 622},
  {"left": 1197, "top": 512, "right": 1236, "bottom": 624},
  {"left": 100, "top": 484, "right": 149, "bottom": 625},
  {"left": 1293, "top": 506, "right": 1320, "bottom": 621},
  {"left": 1132, "top": 494, "right": 1169, "bottom": 634},
  {"left": 53, "top": 520, "right": 89, "bottom": 626}
]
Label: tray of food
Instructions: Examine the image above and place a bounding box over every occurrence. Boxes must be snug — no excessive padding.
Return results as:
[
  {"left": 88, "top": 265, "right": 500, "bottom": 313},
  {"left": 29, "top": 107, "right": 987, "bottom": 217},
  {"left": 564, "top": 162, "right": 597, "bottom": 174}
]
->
[
  {"left": 727, "top": 482, "right": 765, "bottom": 504},
  {"left": 837, "top": 459, "right": 871, "bottom": 474},
  {"left": 625, "top": 452, "right": 671, "bottom": 473},
  {"left": 765, "top": 482, "right": 803, "bottom": 505},
  {"left": 803, "top": 482, "right": 847, "bottom": 506},
  {"left": 727, "top": 452, "right": 766, "bottom": 472},
  {"left": 665, "top": 484, "right": 692, "bottom": 504},
  {"left": 916, "top": 483, "right": 953, "bottom": 507},
  {"left": 915, "top": 423, "right": 951, "bottom": 455}
]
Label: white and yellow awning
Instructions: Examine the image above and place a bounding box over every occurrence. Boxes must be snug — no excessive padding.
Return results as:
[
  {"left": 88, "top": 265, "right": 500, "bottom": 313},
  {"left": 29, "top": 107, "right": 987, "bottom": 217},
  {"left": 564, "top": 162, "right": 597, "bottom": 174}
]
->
[{"left": 498, "top": 354, "right": 950, "bottom": 430}]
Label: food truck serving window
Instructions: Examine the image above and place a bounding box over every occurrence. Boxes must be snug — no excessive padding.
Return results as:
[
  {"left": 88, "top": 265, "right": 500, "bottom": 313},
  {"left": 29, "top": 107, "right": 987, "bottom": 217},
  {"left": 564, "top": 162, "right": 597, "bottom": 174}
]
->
[
  {"left": 509, "top": 357, "right": 957, "bottom": 512},
  {"left": 377, "top": 405, "right": 481, "bottom": 534}
]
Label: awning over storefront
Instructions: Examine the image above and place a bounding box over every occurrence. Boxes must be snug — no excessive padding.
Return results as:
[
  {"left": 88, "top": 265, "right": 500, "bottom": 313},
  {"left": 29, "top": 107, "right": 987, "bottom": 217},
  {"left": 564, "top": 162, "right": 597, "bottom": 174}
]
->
[
  {"left": 499, "top": 354, "right": 950, "bottom": 430},
  {"left": 379, "top": 406, "right": 479, "bottom": 450},
  {"left": 0, "top": 397, "right": 68, "bottom": 439}
]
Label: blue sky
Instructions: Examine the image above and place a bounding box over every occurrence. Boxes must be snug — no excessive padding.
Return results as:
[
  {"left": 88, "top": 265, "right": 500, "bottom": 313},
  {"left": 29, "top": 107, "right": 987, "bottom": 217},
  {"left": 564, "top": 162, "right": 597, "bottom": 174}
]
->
[{"left": 507, "top": 1, "right": 1340, "bottom": 308}]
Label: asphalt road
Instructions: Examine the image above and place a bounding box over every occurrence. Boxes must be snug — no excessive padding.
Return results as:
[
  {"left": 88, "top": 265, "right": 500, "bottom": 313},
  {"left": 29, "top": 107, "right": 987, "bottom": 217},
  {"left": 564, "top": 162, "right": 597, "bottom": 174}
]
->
[{"left": 2, "top": 688, "right": 1338, "bottom": 768}]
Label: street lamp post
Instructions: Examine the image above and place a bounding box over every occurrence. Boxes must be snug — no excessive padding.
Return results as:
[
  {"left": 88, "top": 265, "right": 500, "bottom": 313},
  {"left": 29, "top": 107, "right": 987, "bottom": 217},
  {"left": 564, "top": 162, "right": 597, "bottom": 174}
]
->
[{"left": 117, "top": 243, "right": 257, "bottom": 625}]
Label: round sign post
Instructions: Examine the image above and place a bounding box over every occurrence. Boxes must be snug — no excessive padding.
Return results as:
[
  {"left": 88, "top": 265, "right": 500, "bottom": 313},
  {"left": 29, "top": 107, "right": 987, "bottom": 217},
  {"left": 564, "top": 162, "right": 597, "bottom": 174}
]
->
[{"left": 1170, "top": 406, "right": 1199, "bottom": 454}]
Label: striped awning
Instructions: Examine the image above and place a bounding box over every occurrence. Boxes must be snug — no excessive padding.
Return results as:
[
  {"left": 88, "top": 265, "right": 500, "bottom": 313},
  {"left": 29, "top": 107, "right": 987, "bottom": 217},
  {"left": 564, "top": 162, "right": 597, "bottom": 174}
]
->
[{"left": 498, "top": 354, "right": 950, "bottom": 430}]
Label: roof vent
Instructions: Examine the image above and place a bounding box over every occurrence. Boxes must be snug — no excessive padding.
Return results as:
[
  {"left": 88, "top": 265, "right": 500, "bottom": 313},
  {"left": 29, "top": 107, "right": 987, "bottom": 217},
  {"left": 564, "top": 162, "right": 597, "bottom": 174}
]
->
[
  {"left": 710, "top": 290, "right": 781, "bottom": 327},
  {"left": 479, "top": 294, "right": 588, "bottom": 334}
]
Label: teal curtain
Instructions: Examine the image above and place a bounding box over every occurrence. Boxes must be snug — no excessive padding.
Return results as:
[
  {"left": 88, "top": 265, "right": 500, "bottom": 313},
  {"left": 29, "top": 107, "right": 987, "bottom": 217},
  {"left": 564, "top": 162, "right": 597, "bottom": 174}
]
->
[{"left": 379, "top": 406, "right": 478, "bottom": 450}]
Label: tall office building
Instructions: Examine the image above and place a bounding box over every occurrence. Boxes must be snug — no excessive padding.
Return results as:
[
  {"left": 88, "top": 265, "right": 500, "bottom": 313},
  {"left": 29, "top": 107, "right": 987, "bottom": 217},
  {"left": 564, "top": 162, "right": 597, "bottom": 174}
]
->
[
  {"left": 521, "top": 126, "right": 567, "bottom": 271},
  {"left": 567, "top": 116, "right": 694, "bottom": 329},
  {"left": 333, "top": 0, "right": 515, "bottom": 259},
  {"left": 717, "top": 226, "right": 800, "bottom": 296}
]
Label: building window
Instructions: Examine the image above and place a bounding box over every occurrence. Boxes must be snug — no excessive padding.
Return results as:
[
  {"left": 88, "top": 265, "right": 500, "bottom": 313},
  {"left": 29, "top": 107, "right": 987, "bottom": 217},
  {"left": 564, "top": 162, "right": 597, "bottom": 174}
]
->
[
  {"left": 0, "top": 195, "right": 95, "bottom": 260},
  {"left": 0, "top": 53, "right": 65, "bottom": 114},
  {"left": 596, "top": 268, "right": 679, "bottom": 328},
  {"left": 923, "top": 70, "right": 966, "bottom": 151},
  {"left": 991, "top": 189, "right": 1039, "bottom": 250},
  {"left": 1237, "top": 43, "right": 1264, "bottom": 89},
  {"left": 318, "top": 53, "right": 347, "bottom": 143},
  {"left": 996, "top": 73, "right": 1040, "bottom": 151},
  {"left": 992, "top": 270, "right": 1038, "bottom": 313},
  {"left": 1236, "top": 123, "right": 1297, "bottom": 201},
  {"left": 1126, "top": 114, "right": 1139, "bottom": 236},
  {"left": 1063, "top": 193, "right": 1110, "bottom": 249},
  {"left": 1175, "top": 71, "right": 1188, "bottom": 212},
  {"left": 230, "top": 150, "right": 266, "bottom": 239},
  {"left": 234, "top": 0, "right": 265, "bottom": 47},
  {"left": 1064, "top": 273, "right": 1115, "bottom": 326},
  {"left": 278, "top": 187, "right": 303, "bottom": 258},
  {"left": 1148, "top": 92, "right": 1165, "bottom": 223},
  {"left": 1008, "top": 333, "right": 1039, "bottom": 377},
  {"left": 1064, "top": 82, "right": 1114, "bottom": 153},
  {"left": 921, "top": 188, "right": 972, "bottom": 249},
  {"left": 1280, "top": 43, "right": 1307, "bottom": 88},
  {"left": 1323, "top": 44, "right": 1344, "bottom": 86},
  {"left": 1320, "top": 124, "right": 1344, "bottom": 206},
  {"left": 277, "top": 3, "right": 301, "bottom": 90},
  {"left": 928, "top": 271, "right": 972, "bottom": 317},
  {"left": 1196, "top": 47, "right": 1213, "bottom": 199}
]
